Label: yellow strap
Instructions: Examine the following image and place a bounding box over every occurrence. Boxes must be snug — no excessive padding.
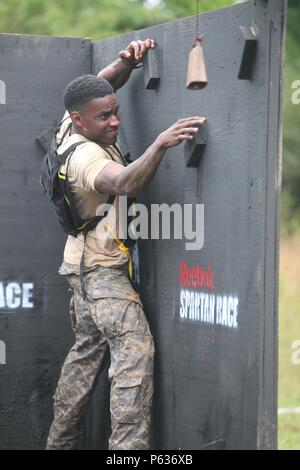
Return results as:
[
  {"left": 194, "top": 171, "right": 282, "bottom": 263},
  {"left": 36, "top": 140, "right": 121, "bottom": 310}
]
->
[{"left": 104, "top": 223, "right": 133, "bottom": 279}]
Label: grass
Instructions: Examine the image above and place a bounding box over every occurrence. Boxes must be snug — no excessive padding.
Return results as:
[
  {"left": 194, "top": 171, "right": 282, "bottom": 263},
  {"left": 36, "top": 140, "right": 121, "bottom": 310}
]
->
[
  {"left": 278, "top": 235, "right": 300, "bottom": 449},
  {"left": 278, "top": 414, "right": 300, "bottom": 450}
]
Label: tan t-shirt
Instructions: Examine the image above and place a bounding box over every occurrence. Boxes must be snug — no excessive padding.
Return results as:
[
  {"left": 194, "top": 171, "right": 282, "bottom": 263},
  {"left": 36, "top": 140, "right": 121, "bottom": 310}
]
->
[{"left": 56, "top": 112, "right": 130, "bottom": 272}]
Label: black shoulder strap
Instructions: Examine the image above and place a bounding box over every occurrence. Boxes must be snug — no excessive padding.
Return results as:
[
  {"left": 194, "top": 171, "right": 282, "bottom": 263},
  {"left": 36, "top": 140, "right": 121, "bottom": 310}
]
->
[
  {"left": 58, "top": 141, "right": 85, "bottom": 164},
  {"left": 100, "top": 145, "right": 118, "bottom": 163},
  {"left": 113, "top": 143, "right": 127, "bottom": 165}
]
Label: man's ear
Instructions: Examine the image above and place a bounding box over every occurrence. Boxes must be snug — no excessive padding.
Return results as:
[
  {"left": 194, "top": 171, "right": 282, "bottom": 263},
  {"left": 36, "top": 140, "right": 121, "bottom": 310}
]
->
[{"left": 71, "top": 110, "right": 85, "bottom": 130}]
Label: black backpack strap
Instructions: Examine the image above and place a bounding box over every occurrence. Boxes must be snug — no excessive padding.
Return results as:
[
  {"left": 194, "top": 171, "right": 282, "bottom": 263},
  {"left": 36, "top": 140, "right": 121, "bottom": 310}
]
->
[
  {"left": 58, "top": 140, "right": 85, "bottom": 164},
  {"left": 99, "top": 145, "right": 119, "bottom": 163},
  {"left": 112, "top": 143, "right": 128, "bottom": 166},
  {"left": 79, "top": 194, "right": 116, "bottom": 300}
]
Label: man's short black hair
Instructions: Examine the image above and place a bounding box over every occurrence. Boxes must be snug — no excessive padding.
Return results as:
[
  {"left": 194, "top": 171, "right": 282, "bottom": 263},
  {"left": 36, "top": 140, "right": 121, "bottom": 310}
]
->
[{"left": 63, "top": 74, "right": 114, "bottom": 113}]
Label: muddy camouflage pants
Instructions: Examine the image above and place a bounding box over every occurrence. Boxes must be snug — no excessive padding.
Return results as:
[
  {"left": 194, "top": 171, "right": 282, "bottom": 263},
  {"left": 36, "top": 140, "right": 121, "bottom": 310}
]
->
[{"left": 46, "top": 265, "right": 154, "bottom": 450}]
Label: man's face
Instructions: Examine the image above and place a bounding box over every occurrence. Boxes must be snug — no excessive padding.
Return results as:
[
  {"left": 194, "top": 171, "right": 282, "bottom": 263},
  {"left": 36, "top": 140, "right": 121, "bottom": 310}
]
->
[{"left": 72, "top": 94, "right": 120, "bottom": 145}]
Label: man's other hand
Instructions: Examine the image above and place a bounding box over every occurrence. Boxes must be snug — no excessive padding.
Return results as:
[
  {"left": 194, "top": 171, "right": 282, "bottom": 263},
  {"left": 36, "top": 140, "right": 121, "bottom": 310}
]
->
[
  {"left": 156, "top": 117, "right": 207, "bottom": 149},
  {"left": 119, "top": 39, "right": 156, "bottom": 66}
]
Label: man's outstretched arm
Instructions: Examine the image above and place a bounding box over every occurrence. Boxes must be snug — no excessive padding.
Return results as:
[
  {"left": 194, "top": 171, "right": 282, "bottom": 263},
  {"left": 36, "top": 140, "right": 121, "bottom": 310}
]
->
[
  {"left": 94, "top": 117, "right": 206, "bottom": 197},
  {"left": 97, "top": 39, "right": 156, "bottom": 91}
]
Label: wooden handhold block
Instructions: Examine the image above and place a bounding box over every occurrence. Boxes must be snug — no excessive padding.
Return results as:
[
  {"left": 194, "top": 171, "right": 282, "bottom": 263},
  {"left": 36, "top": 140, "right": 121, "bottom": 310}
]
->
[
  {"left": 238, "top": 25, "right": 258, "bottom": 80},
  {"left": 143, "top": 47, "right": 160, "bottom": 90},
  {"left": 184, "top": 122, "right": 207, "bottom": 168}
]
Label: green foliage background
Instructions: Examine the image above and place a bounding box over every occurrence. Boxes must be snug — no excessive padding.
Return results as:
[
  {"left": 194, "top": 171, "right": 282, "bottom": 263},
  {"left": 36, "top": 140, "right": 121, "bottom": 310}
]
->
[{"left": 0, "top": 0, "right": 299, "bottom": 232}]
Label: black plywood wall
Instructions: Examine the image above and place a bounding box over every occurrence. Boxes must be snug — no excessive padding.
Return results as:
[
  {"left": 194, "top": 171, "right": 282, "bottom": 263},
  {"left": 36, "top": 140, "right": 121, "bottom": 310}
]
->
[
  {"left": 92, "top": 0, "right": 285, "bottom": 450},
  {"left": 0, "top": 35, "right": 92, "bottom": 449}
]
